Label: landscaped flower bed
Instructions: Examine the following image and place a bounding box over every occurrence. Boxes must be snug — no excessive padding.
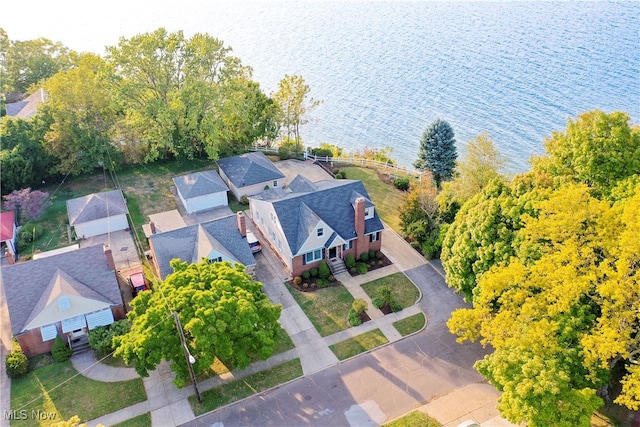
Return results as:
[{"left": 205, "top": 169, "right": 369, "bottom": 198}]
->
[
  {"left": 288, "top": 261, "right": 342, "bottom": 291},
  {"left": 346, "top": 250, "right": 392, "bottom": 276}
]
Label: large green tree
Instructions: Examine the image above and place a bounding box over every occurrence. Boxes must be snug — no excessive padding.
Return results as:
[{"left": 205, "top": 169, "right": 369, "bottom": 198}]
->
[
  {"left": 40, "top": 53, "right": 120, "bottom": 175},
  {"left": 106, "top": 28, "right": 260, "bottom": 162},
  {"left": 0, "top": 115, "right": 53, "bottom": 194},
  {"left": 414, "top": 119, "right": 457, "bottom": 189},
  {"left": 532, "top": 110, "right": 640, "bottom": 195},
  {"left": 114, "top": 260, "right": 282, "bottom": 387},
  {"left": 272, "top": 74, "right": 322, "bottom": 156},
  {"left": 0, "top": 32, "right": 75, "bottom": 96}
]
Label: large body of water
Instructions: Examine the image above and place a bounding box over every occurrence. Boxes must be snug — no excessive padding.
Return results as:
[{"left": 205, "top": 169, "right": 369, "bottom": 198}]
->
[{"left": 3, "top": 1, "right": 639, "bottom": 172}]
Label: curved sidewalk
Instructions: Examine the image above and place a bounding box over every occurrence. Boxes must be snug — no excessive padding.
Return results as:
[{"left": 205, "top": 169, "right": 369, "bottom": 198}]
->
[{"left": 71, "top": 351, "right": 139, "bottom": 382}]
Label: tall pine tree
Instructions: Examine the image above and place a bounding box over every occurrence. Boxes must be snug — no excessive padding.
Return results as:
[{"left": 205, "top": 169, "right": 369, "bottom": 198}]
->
[{"left": 414, "top": 119, "right": 457, "bottom": 188}]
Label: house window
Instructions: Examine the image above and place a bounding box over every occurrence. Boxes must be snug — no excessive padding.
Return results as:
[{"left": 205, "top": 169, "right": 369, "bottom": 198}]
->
[
  {"left": 209, "top": 256, "right": 223, "bottom": 263},
  {"left": 317, "top": 228, "right": 324, "bottom": 237},
  {"left": 370, "top": 232, "right": 380, "bottom": 242},
  {"left": 365, "top": 207, "right": 374, "bottom": 219},
  {"left": 273, "top": 180, "right": 278, "bottom": 187},
  {"left": 270, "top": 212, "right": 275, "bottom": 223},
  {"left": 303, "top": 249, "right": 323, "bottom": 264},
  {"left": 343, "top": 240, "right": 353, "bottom": 250}
]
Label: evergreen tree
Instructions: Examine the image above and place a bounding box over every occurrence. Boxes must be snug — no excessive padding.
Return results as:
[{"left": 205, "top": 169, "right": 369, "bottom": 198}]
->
[{"left": 414, "top": 119, "right": 457, "bottom": 188}]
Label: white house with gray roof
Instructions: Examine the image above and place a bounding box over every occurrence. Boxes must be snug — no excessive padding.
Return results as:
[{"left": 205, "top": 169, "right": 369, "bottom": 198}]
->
[
  {"left": 173, "top": 170, "right": 229, "bottom": 214},
  {"left": 66, "top": 189, "right": 129, "bottom": 239},
  {"left": 1, "top": 245, "right": 125, "bottom": 356},
  {"left": 249, "top": 176, "right": 384, "bottom": 277},
  {"left": 217, "top": 152, "right": 286, "bottom": 200},
  {"left": 149, "top": 213, "right": 256, "bottom": 279}
]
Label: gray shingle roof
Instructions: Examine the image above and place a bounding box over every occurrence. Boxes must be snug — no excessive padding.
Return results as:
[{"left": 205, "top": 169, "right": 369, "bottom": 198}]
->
[
  {"left": 260, "top": 180, "right": 384, "bottom": 255},
  {"left": 149, "top": 215, "right": 256, "bottom": 279},
  {"left": 1, "top": 245, "right": 122, "bottom": 335},
  {"left": 217, "top": 152, "right": 285, "bottom": 188},
  {"left": 173, "top": 170, "right": 228, "bottom": 199},
  {"left": 66, "top": 190, "right": 128, "bottom": 225},
  {"left": 288, "top": 174, "right": 317, "bottom": 193}
]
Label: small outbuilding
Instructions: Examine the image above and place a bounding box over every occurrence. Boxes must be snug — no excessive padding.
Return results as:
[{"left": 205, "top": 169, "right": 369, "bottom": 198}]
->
[
  {"left": 217, "top": 152, "right": 285, "bottom": 200},
  {"left": 67, "top": 190, "right": 129, "bottom": 239},
  {"left": 173, "top": 170, "right": 229, "bottom": 214}
]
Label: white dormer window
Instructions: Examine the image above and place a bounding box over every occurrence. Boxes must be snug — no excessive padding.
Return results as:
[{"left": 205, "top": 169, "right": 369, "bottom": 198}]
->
[
  {"left": 317, "top": 228, "right": 324, "bottom": 237},
  {"left": 273, "top": 180, "right": 278, "bottom": 187},
  {"left": 365, "top": 207, "right": 374, "bottom": 219}
]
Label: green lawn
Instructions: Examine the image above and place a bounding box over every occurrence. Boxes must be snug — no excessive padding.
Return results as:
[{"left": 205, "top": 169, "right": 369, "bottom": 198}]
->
[
  {"left": 383, "top": 411, "right": 442, "bottom": 427},
  {"left": 329, "top": 329, "right": 388, "bottom": 360},
  {"left": 286, "top": 283, "right": 355, "bottom": 337},
  {"left": 10, "top": 360, "right": 146, "bottom": 426},
  {"left": 190, "top": 359, "right": 303, "bottom": 416},
  {"left": 112, "top": 413, "right": 151, "bottom": 427},
  {"left": 393, "top": 313, "right": 426, "bottom": 337},
  {"left": 361, "top": 272, "right": 420, "bottom": 309},
  {"left": 339, "top": 167, "right": 407, "bottom": 233}
]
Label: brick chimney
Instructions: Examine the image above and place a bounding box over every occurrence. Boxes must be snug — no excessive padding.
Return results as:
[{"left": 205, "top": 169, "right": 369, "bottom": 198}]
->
[
  {"left": 354, "top": 197, "right": 367, "bottom": 258},
  {"left": 103, "top": 245, "right": 116, "bottom": 270},
  {"left": 149, "top": 221, "right": 156, "bottom": 234},
  {"left": 237, "top": 211, "right": 247, "bottom": 237}
]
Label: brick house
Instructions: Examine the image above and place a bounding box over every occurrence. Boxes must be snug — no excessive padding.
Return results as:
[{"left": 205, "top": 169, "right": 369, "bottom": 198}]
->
[{"left": 249, "top": 175, "right": 384, "bottom": 277}]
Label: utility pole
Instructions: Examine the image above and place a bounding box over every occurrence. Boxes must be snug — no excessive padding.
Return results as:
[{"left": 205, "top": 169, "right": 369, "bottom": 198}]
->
[{"left": 173, "top": 311, "right": 202, "bottom": 404}]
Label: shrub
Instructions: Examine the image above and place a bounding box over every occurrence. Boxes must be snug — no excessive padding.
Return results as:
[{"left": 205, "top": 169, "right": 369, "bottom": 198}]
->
[
  {"left": 422, "top": 241, "right": 438, "bottom": 260},
  {"left": 302, "top": 271, "right": 310, "bottom": 280},
  {"left": 293, "top": 276, "right": 302, "bottom": 286},
  {"left": 318, "top": 261, "right": 331, "bottom": 279},
  {"left": 17, "top": 224, "right": 44, "bottom": 251},
  {"left": 359, "top": 252, "right": 369, "bottom": 262},
  {"left": 352, "top": 299, "right": 368, "bottom": 314},
  {"left": 368, "top": 250, "right": 375, "bottom": 259},
  {"left": 345, "top": 254, "right": 356, "bottom": 268},
  {"left": 393, "top": 177, "right": 410, "bottom": 191},
  {"left": 317, "top": 279, "right": 328, "bottom": 288},
  {"left": 89, "top": 320, "right": 131, "bottom": 357},
  {"left": 303, "top": 283, "right": 309, "bottom": 289},
  {"left": 310, "top": 268, "right": 318, "bottom": 278},
  {"left": 334, "top": 168, "right": 340, "bottom": 175},
  {"left": 378, "top": 260, "right": 384, "bottom": 266},
  {"left": 391, "top": 301, "right": 403, "bottom": 312},
  {"left": 264, "top": 185, "right": 270, "bottom": 190},
  {"left": 278, "top": 147, "right": 290, "bottom": 160},
  {"left": 410, "top": 241, "right": 421, "bottom": 251},
  {"left": 372, "top": 297, "right": 383, "bottom": 309},
  {"left": 5, "top": 341, "right": 29, "bottom": 378},
  {"left": 356, "top": 262, "right": 368, "bottom": 275},
  {"left": 335, "top": 173, "right": 343, "bottom": 179},
  {"left": 52, "top": 336, "right": 72, "bottom": 362},
  {"left": 240, "top": 195, "right": 249, "bottom": 205},
  {"left": 341, "top": 170, "right": 347, "bottom": 179},
  {"left": 348, "top": 309, "right": 362, "bottom": 327},
  {"left": 378, "top": 285, "right": 393, "bottom": 304},
  {"left": 328, "top": 275, "right": 335, "bottom": 282},
  {"left": 376, "top": 251, "right": 383, "bottom": 260},
  {"left": 311, "top": 147, "right": 333, "bottom": 157},
  {"left": 349, "top": 267, "right": 358, "bottom": 275}
]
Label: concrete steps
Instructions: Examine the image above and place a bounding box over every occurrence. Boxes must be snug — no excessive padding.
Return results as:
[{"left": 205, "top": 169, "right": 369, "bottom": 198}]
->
[{"left": 328, "top": 258, "right": 347, "bottom": 274}]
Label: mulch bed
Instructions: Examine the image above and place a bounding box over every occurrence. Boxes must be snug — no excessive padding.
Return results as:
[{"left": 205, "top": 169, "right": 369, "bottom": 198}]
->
[
  {"left": 288, "top": 276, "right": 342, "bottom": 292},
  {"left": 358, "top": 311, "right": 372, "bottom": 323},
  {"left": 348, "top": 251, "right": 393, "bottom": 277},
  {"left": 378, "top": 304, "right": 393, "bottom": 315}
]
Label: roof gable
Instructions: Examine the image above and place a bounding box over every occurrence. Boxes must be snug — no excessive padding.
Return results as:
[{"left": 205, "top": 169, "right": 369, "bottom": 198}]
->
[
  {"left": 1, "top": 245, "right": 121, "bottom": 335},
  {"left": 66, "top": 190, "right": 128, "bottom": 225},
  {"left": 150, "top": 215, "right": 256, "bottom": 279},
  {"left": 173, "top": 170, "right": 228, "bottom": 199},
  {"left": 264, "top": 180, "right": 384, "bottom": 255},
  {"left": 5, "top": 89, "right": 47, "bottom": 119},
  {"left": 217, "top": 152, "right": 285, "bottom": 188}
]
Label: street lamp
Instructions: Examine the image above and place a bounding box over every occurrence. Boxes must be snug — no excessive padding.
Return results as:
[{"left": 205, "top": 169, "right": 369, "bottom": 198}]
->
[{"left": 173, "top": 311, "right": 202, "bottom": 403}]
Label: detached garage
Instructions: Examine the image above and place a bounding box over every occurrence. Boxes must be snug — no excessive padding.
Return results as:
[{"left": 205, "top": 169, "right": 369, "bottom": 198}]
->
[
  {"left": 67, "top": 189, "right": 129, "bottom": 239},
  {"left": 173, "top": 170, "right": 229, "bottom": 214}
]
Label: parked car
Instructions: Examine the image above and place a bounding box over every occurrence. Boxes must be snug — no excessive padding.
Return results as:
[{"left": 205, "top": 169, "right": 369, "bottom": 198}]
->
[
  {"left": 457, "top": 420, "right": 481, "bottom": 427},
  {"left": 127, "top": 270, "right": 149, "bottom": 296},
  {"left": 246, "top": 231, "right": 262, "bottom": 253}
]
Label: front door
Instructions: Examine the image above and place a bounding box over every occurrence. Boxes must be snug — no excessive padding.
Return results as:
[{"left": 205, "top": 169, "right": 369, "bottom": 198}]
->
[{"left": 329, "top": 247, "right": 337, "bottom": 259}]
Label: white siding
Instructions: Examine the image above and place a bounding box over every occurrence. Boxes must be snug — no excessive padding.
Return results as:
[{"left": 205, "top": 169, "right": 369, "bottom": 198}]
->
[
  {"left": 74, "top": 215, "right": 128, "bottom": 238},
  {"left": 250, "top": 198, "right": 293, "bottom": 272},
  {"left": 228, "top": 178, "right": 286, "bottom": 200},
  {"left": 183, "top": 191, "right": 228, "bottom": 214},
  {"left": 86, "top": 309, "right": 115, "bottom": 330}
]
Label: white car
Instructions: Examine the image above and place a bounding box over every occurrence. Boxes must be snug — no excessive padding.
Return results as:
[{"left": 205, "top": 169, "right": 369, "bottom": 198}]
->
[
  {"left": 246, "top": 231, "right": 262, "bottom": 253},
  {"left": 457, "top": 420, "right": 481, "bottom": 427}
]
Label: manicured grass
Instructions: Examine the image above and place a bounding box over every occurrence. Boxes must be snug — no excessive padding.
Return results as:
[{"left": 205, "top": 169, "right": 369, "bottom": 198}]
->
[
  {"left": 228, "top": 194, "right": 248, "bottom": 213},
  {"left": 361, "top": 272, "right": 420, "bottom": 309},
  {"left": 99, "top": 353, "right": 129, "bottom": 368},
  {"left": 286, "top": 283, "right": 355, "bottom": 337},
  {"left": 383, "top": 411, "right": 442, "bottom": 427},
  {"left": 112, "top": 413, "right": 152, "bottom": 427},
  {"left": 329, "top": 329, "right": 388, "bottom": 360},
  {"left": 190, "top": 359, "right": 303, "bottom": 416},
  {"left": 393, "top": 313, "right": 426, "bottom": 337},
  {"left": 339, "top": 167, "right": 407, "bottom": 233},
  {"left": 197, "top": 325, "right": 295, "bottom": 381},
  {"left": 10, "top": 360, "right": 146, "bottom": 426}
]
